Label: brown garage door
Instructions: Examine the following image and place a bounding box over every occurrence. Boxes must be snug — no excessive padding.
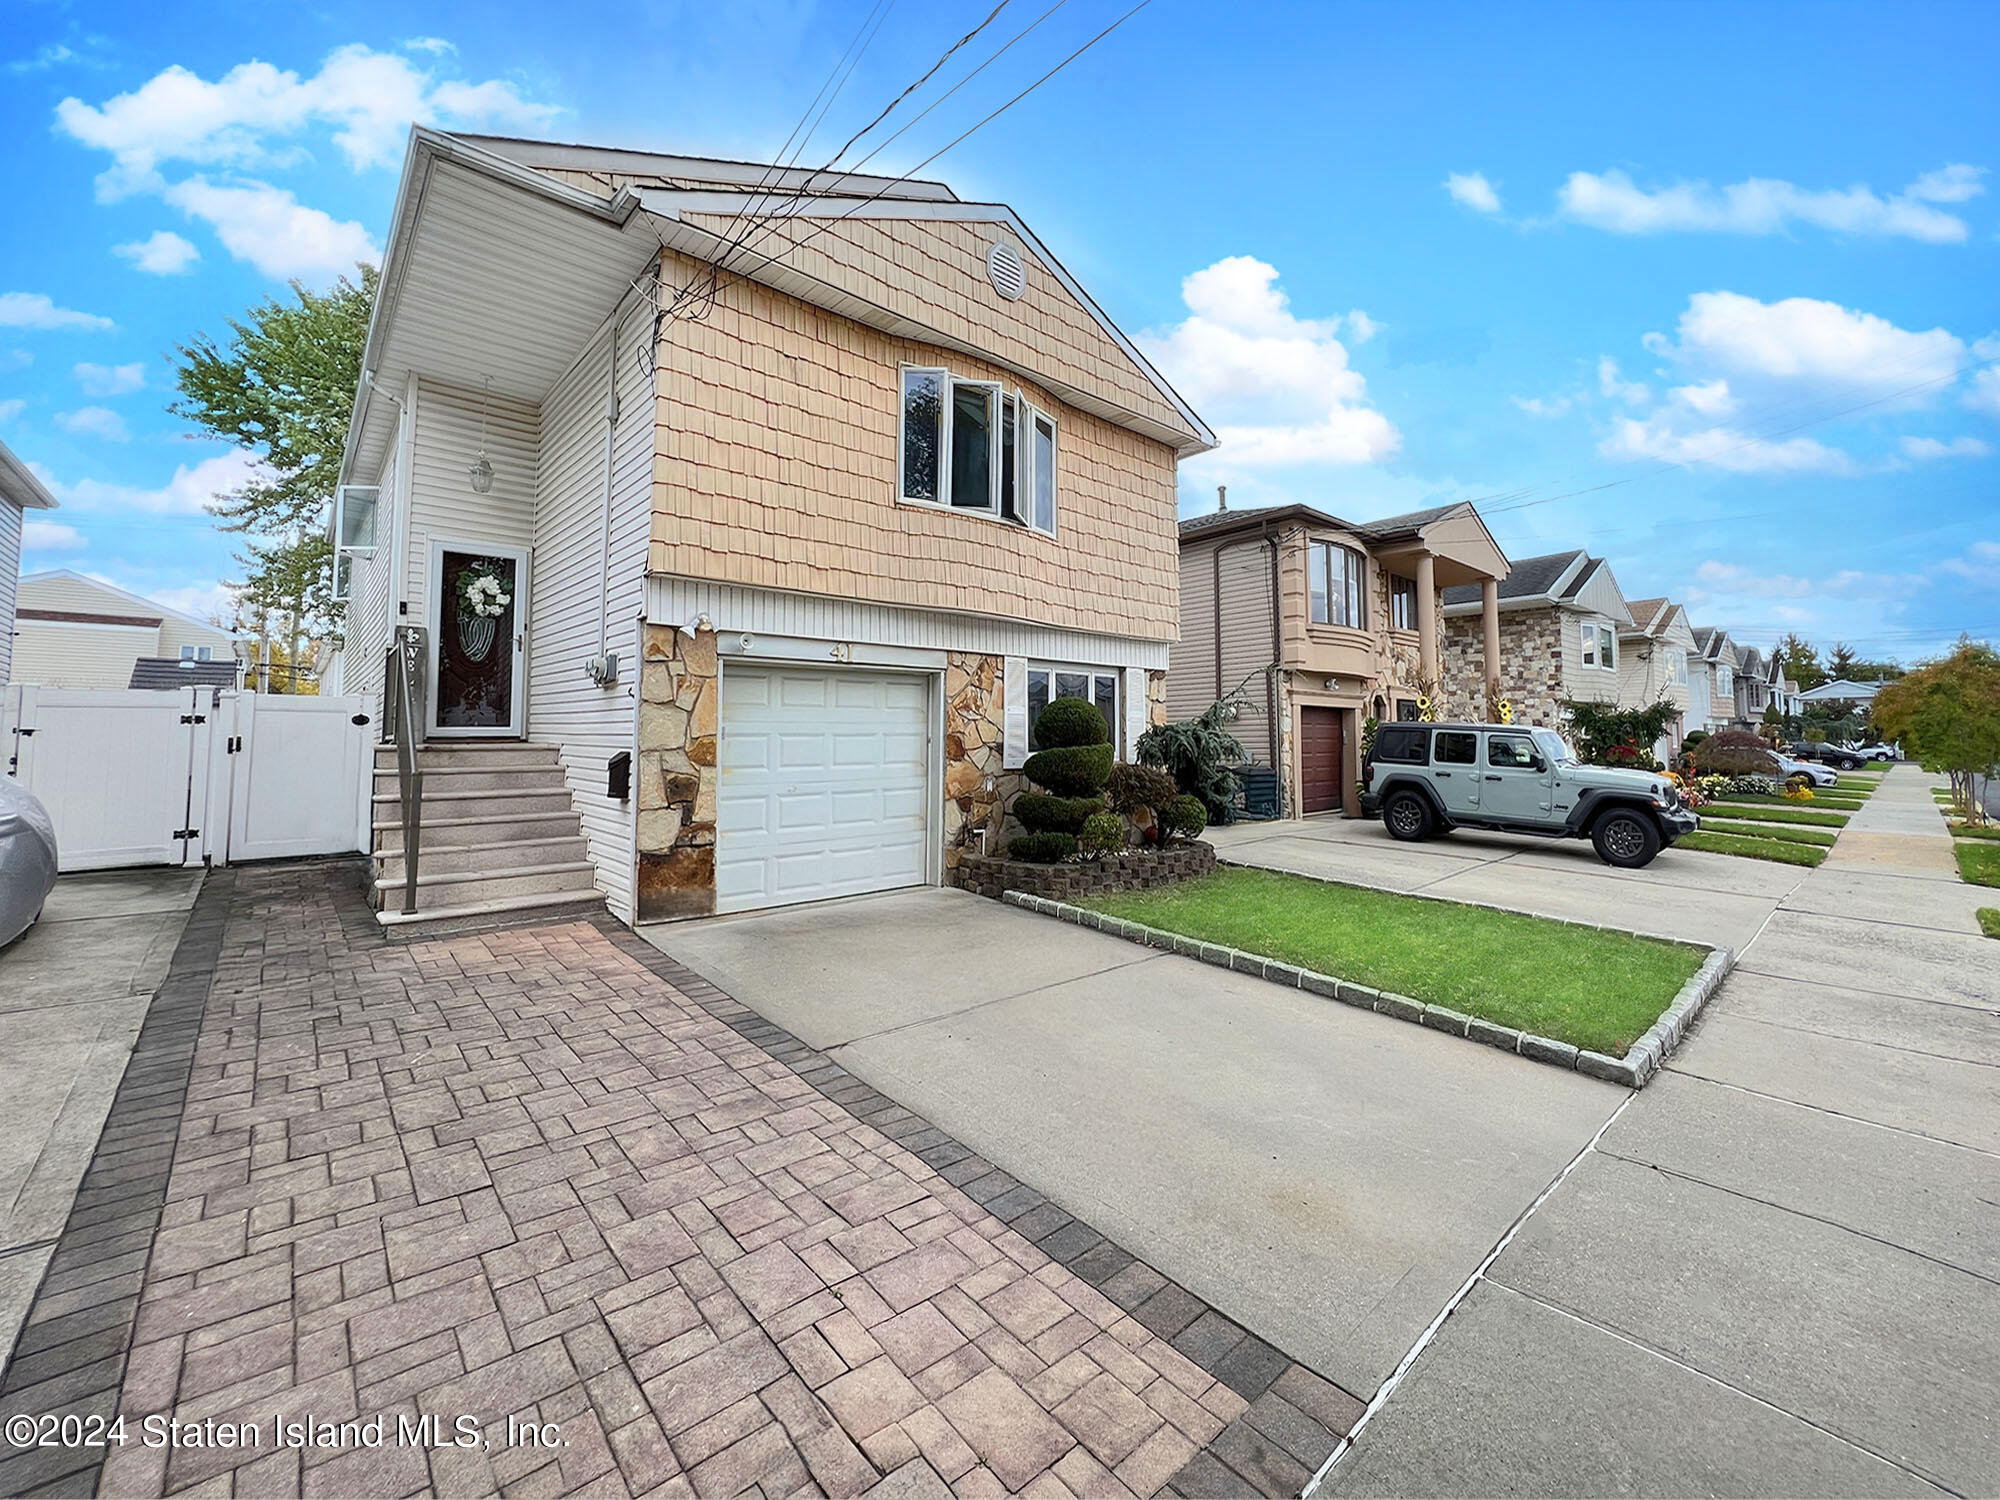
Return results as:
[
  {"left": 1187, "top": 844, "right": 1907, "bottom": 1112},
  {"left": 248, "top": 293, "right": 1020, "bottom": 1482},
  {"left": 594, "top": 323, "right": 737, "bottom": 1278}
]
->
[{"left": 1301, "top": 707, "right": 1346, "bottom": 814}]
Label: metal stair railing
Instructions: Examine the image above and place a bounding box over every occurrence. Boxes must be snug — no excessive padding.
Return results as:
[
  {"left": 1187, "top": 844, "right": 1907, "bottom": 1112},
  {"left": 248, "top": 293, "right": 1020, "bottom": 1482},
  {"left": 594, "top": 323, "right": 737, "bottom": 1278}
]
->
[{"left": 385, "top": 625, "right": 428, "bottom": 915}]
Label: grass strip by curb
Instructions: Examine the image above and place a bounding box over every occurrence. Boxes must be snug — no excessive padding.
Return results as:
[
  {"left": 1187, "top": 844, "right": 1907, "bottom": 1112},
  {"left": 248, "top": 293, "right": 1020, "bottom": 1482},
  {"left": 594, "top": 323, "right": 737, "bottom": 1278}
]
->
[
  {"left": 1957, "top": 842, "right": 2000, "bottom": 889},
  {"left": 1077, "top": 866, "right": 1705, "bottom": 1057},
  {"left": 1978, "top": 908, "right": 2000, "bottom": 939},
  {"left": 1699, "top": 801, "right": 1849, "bottom": 827},
  {"left": 1697, "top": 818, "right": 1838, "bottom": 847},
  {"left": 1679, "top": 831, "right": 1827, "bottom": 867},
  {"left": 1950, "top": 822, "right": 2000, "bottom": 841}
]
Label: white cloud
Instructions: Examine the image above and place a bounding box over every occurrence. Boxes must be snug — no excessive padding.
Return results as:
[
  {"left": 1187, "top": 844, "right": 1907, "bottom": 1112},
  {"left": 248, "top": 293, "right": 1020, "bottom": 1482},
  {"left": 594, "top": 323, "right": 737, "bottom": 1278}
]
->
[
  {"left": 162, "top": 176, "right": 378, "bottom": 280},
  {"left": 1344, "top": 310, "right": 1381, "bottom": 344},
  {"left": 1694, "top": 561, "right": 1813, "bottom": 598},
  {"left": 114, "top": 229, "right": 201, "bottom": 275},
  {"left": 1597, "top": 356, "right": 1651, "bottom": 407},
  {"left": 56, "top": 44, "right": 558, "bottom": 197},
  {"left": 1965, "top": 335, "right": 2000, "bottom": 419},
  {"left": 1604, "top": 417, "right": 1856, "bottom": 474},
  {"left": 0, "top": 292, "right": 114, "bottom": 331},
  {"left": 402, "top": 37, "right": 457, "bottom": 55},
  {"left": 1512, "top": 394, "right": 1573, "bottom": 419},
  {"left": 1939, "top": 540, "right": 2000, "bottom": 586},
  {"left": 7, "top": 44, "right": 76, "bottom": 75},
  {"left": 1, "top": 350, "right": 31, "bottom": 371},
  {"left": 1671, "top": 378, "right": 1734, "bottom": 416},
  {"left": 148, "top": 581, "right": 239, "bottom": 625},
  {"left": 39, "top": 450, "right": 263, "bottom": 514},
  {"left": 22, "top": 520, "right": 87, "bottom": 552},
  {"left": 74, "top": 361, "right": 145, "bottom": 396},
  {"left": 55, "top": 406, "right": 130, "bottom": 441},
  {"left": 1140, "top": 256, "right": 1400, "bottom": 472},
  {"left": 1557, "top": 165, "right": 1983, "bottom": 243},
  {"left": 1445, "top": 172, "right": 1501, "bottom": 214},
  {"left": 1899, "top": 435, "right": 1990, "bottom": 461},
  {"left": 0, "top": 398, "right": 24, "bottom": 423}
]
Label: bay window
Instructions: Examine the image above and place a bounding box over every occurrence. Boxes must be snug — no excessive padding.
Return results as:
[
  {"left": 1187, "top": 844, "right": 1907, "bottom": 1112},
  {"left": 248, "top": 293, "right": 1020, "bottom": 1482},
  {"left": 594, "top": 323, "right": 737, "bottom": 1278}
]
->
[
  {"left": 1309, "top": 541, "right": 1366, "bottom": 628},
  {"left": 901, "top": 365, "right": 1056, "bottom": 535}
]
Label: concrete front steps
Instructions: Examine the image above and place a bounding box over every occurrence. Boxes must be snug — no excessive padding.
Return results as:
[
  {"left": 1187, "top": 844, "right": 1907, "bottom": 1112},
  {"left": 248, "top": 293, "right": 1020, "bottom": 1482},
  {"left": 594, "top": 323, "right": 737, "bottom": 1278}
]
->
[{"left": 370, "top": 741, "right": 605, "bottom": 926}]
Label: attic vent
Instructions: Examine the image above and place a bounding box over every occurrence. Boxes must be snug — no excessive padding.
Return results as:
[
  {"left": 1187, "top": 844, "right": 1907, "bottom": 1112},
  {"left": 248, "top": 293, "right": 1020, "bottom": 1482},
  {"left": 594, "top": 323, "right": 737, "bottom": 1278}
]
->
[{"left": 986, "top": 241, "right": 1027, "bottom": 302}]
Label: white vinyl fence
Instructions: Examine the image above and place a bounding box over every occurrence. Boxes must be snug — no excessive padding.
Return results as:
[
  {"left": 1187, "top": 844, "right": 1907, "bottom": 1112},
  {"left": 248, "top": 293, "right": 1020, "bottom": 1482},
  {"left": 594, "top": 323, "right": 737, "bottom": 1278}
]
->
[{"left": 3, "top": 685, "right": 373, "bottom": 871}]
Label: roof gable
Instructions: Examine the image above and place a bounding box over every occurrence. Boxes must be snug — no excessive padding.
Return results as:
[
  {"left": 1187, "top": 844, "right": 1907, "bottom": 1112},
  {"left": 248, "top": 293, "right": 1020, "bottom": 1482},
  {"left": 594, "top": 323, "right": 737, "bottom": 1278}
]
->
[{"left": 20, "top": 570, "right": 235, "bottom": 636}]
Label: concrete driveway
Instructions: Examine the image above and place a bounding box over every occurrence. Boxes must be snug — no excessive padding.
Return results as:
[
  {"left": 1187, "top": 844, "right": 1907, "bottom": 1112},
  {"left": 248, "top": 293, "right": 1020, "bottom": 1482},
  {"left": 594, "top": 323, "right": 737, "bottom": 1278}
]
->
[
  {"left": 0, "top": 868, "right": 201, "bottom": 1361},
  {"left": 1207, "top": 814, "right": 1801, "bottom": 951},
  {"left": 642, "top": 888, "right": 1623, "bottom": 1400}
]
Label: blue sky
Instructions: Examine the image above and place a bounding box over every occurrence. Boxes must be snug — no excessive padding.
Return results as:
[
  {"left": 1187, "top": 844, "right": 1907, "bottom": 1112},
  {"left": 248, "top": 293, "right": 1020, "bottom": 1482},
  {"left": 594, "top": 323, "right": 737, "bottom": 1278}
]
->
[{"left": 3, "top": 0, "right": 1995, "bottom": 659}]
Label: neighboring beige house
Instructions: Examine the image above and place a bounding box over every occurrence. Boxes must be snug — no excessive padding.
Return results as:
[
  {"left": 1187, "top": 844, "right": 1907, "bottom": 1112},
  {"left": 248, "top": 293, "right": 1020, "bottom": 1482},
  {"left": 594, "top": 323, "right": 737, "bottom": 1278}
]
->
[
  {"left": 1170, "top": 501, "right": 1508, "bottom": 817},
  {"left": 1617, "top": 597, "right": 1698, "bottom": 756},
  {"left": 1439, "top": 550, "right": 1633, "bottom": 730},
  {"left": 12, "top": 570, "right": 238, "bottom": 690},
  {"left": 1, "top": 440, "right": 59, "bottom": 689},
  {"left": 331, "top": 130, "right": 1214, "bottom": 926},
  {"left": 1688, "top": 627, "right": 1741, "bottom": 733}
]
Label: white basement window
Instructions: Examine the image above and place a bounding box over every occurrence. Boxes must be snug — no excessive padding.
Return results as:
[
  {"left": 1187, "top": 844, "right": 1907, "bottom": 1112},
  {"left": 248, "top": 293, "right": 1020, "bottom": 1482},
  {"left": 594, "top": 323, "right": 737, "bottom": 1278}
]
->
[
  {"left": 901, "top": 366, "right": 1056, "bottom": 536},
  {"left": 1027, "top": 664, "right": 1119, "bottom": 753}
]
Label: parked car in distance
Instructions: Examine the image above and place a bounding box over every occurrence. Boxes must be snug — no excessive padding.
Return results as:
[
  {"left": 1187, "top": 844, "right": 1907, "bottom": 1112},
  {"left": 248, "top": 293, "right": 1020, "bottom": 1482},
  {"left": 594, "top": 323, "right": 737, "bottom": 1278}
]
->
[
  {"left": 1360, "top": 722, "right": 1698, "bottom": 868},
  {"left": 1766, "top": 750, "right": 1840, "bottom": 788},
  {"left": 1785, "top": 740, "right": 1866, "bottom": 771},
  {"left": 1843, "top": 742, "right": 1897, "bottom": 762},
  {"left": 0, "top": 777, "right": 59, "bottom": 947}
]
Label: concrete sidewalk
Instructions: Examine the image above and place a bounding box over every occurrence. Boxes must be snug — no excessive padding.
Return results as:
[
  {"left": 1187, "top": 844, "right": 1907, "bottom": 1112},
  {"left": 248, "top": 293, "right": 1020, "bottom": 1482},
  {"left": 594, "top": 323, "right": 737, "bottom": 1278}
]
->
[
  {"left": 1322, "top": 766, "right": 1999, "bottom": 1498},
  {"left": 0, "top": 869, "right": 202, "bottom": 1365}
]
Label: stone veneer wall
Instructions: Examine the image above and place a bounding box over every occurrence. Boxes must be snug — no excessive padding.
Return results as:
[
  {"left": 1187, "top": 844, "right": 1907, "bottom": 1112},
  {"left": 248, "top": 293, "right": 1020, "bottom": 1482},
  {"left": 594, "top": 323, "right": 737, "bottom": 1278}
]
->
[
  {"left": 943, "top": 652, "right": 1008, "bottom": 872},
  {"left": 636, "top": 625, "right": 720, "bottom": 921},
  {"left": 953, "top": 842, "right": 1216, "bottom": 901},
  {"left": 1441, "top": 609, "right": 1565, "bottom": 727}
]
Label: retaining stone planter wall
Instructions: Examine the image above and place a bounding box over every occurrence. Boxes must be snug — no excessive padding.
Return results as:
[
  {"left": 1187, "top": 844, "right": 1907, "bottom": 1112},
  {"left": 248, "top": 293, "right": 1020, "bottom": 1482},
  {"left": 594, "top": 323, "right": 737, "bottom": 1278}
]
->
[
  {"left": 1003, "top": 887, "right": 1733, "bottom": 1088},
  {"left": 952, "top": 841, "right": 1217, "bottom": 902}
]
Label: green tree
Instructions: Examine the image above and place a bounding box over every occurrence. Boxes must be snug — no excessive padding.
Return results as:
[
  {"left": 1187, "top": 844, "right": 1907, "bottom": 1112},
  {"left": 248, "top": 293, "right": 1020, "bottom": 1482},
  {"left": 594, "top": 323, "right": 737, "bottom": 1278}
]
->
[
  {"left": 1873, "top": 639, "right": 2000, "bottom": 825},
  {"left": 1775, "top": 632, "right": 1827, "bottom": 690},
  {"left": 1829, "top": 641, "right": 1858, "bottom": 677},
  {"left": 171, "top": 265, "right": 376, "bottom": 687},
  {"left": 1558, "top": 696, "right": 1681, "bottom": 770}
]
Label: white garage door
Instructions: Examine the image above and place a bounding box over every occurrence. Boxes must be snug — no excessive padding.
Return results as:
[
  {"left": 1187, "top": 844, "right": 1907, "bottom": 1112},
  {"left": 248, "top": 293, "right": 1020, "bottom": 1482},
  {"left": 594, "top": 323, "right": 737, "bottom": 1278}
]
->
[{"left": 716, "top": 666, "right": 932, "bottom": 913}]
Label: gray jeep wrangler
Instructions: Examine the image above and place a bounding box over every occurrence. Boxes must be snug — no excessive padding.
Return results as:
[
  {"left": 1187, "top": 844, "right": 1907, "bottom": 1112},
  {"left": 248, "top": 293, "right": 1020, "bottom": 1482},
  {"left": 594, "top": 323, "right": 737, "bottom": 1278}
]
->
[{"left": 1359, "top": 722, "right": 1698, "bottom": 869}]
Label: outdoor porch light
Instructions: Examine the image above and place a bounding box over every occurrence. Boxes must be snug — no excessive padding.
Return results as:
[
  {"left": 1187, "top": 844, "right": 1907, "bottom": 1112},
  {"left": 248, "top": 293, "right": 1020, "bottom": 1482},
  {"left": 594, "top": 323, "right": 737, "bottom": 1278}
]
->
[{"left": 469, "top": 376, "right": 495, "bottom": 494}]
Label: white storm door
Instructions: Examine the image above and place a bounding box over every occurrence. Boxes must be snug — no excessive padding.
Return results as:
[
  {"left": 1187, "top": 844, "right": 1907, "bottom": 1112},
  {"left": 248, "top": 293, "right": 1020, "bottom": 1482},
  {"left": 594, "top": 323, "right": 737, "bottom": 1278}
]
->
[{"left": 716, "top": 666, "right": 932, "bottom": 914}]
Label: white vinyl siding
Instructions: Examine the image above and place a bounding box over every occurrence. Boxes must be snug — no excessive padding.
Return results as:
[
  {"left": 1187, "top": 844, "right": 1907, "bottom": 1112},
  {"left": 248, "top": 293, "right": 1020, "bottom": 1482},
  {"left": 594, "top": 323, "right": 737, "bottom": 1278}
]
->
[
  {"left": 526, "top": 305, "right": 653, "bottom": 923},
  {"left": 0, "top": 499, "right": 18, "bottom": 688},
  {"left": 340, "top": 431, "right": 401, "bottom": 710},
  {"left": 406, "top": 378, "right": 538, "bottom": 631},
  {"left": 11, "top": 619, "right": 160, "bottom": 689}
]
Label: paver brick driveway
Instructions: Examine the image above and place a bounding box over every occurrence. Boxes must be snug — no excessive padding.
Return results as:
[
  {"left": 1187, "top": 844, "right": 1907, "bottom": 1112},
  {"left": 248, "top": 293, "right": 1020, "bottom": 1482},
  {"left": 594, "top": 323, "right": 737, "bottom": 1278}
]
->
[{"left": 1, "top": 865, "right": 1360, "bottom": 1499}]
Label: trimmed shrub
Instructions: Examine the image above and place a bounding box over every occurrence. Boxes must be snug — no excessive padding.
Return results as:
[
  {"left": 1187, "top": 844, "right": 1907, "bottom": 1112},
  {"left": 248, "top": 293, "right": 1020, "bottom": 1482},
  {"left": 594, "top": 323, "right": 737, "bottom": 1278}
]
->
[
  {"left": 1682, "top": 730, "right": 1710, "bottom": 749},
  {"left": 1162, "top": 794, "right": 1208, "bottom": 841},
  {"left": 1014, "top": 793, "right": 1104, "bottom": 836},
  {"left": 1079, "top": 812, "right": 1125, "bottom": 858},
  {"left": 1692, "top": 729, "right": 1779, "bottom": 777},
  {"left": 1107, "top": 762, "right": 1178, "bottom": 817},
  {"left": 1033, "top": 697, "right": 1110, "bottom": 749},
  {"left": 1008, "top": 832, "right": 1078, "bottom": 863},
  {"left": 1022, "top": 743, "right": 1115, "bottom": 797}
]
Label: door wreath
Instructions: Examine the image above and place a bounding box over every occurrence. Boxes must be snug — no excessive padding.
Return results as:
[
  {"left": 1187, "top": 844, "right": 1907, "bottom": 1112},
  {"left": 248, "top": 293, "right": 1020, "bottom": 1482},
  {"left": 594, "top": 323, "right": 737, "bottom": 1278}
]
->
[{"left": 456, "top": 561, "right": 511, "bottom": 662}]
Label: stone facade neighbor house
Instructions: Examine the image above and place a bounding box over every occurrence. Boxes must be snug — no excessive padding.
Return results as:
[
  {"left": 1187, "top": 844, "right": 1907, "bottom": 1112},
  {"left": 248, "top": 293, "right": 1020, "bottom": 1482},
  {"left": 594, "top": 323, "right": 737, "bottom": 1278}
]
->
[
  {"left": 0, "top": 440, "right": 59, "bottom": 690},
  {"left": 1170, "top": 501, "right": 1508, "bottom": 817},
  {"left": 1616, "top": 597, "right": 1697, "bottom": 757},
  {"left": 11, "top": 569, "right": 238, "bottom": 690},
  {"left": 1439, "top": 550, "right": 1634, "bottom": 731},
  {"left": 1689, "top": 627, "right": 1741, "bottom": 733},
  {"left": 328, "top": 129, "right": 1213, "bottom": 926}
]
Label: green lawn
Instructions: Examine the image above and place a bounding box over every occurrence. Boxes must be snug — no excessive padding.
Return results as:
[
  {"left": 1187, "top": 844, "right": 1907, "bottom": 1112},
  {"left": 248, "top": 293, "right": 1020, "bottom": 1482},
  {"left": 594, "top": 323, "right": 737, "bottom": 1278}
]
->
[
  {"left": 1699, "top": 801, "right": 1850, "bottom": 827},
  {"left": 1957, "top": 841, "right": 2000, "bottom": 889},
  {"left": 1978, "top": 908, "right": 2000, "bottom": 939},
  {"left": 1678, "top": 831, "right": 1827, "bottom": 868},
  {"left": 1949, "top": 822, "right": 2000, "bottom": 841},
  {"left": 1832, "top": 778, "right": 1879, "bottom": 795},
  {"left": 1080, "top": 867, "right": 1704, "bottom": 1057},
  {"left": 1696, "top": 818, "right": 1838, "bottom": 847}
]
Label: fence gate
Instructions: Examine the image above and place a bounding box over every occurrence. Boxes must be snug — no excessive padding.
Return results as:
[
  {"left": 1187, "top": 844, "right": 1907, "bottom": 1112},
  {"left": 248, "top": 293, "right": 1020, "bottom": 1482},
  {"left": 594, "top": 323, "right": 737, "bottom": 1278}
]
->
[{"left": 4, "top": 685, "right": 371, "bottom": 872}]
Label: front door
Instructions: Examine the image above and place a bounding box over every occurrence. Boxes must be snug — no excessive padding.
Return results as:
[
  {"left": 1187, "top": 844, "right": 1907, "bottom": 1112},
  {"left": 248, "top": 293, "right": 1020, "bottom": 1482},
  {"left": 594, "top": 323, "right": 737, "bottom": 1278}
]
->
[
  {"left": 1300, "top": 707, "right": 1345, "bottom": 814},
  {"left": 428, "top": 542, "right": 528, "bottom": 738}
]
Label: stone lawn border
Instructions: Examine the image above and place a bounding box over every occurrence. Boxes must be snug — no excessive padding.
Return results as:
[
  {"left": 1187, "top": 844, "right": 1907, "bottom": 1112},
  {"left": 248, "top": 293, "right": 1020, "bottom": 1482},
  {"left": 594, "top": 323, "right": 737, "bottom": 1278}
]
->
[{"left": 1000, "top": 879, "right": 1735, "bottom": 1089}]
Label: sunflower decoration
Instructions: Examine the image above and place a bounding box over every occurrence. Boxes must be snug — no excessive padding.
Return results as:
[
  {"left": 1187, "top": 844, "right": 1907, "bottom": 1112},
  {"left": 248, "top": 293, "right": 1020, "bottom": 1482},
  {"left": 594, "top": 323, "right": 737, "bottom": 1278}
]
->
[
  {"left": 1498, "top": 699, "right": 1514, "bottom": 724},
  {"left": 1416, "top": 695, "right": 1436, "bottom": 723}
]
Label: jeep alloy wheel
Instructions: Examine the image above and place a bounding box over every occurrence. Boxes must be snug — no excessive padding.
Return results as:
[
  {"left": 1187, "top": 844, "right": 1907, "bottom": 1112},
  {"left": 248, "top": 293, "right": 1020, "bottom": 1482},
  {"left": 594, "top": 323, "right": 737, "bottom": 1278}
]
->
[
  {"left": 1592, "top": 809, "right": 1661, "bottom": 869},
  {"left": 1384, "top": 791, "right": 1431, "bottom": 842}
]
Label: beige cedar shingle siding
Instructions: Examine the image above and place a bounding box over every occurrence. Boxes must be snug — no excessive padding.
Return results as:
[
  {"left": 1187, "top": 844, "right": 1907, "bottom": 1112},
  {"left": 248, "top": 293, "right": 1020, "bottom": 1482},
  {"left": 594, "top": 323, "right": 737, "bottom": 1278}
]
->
[
  {"left": 649, "top": 253, "right": 1182, "bottom": 642},
  {"left": 677, "top": 212, "right": 1196, "bottom": 446}
]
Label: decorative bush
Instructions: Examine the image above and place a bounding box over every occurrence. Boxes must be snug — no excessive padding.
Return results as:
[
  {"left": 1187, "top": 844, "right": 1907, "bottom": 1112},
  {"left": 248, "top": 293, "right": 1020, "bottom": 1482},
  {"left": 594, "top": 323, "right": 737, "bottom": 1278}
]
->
[
  {"left": 1008, "top": 832, "right": 1079, "bottom": 863},
  {"left": 1691, "top": 729, "right": 1780, "bottom": 778},
  {"left": 1710, "top": 774, "right": 1780, "bottom": 796},
  {"left": 1162, "top": 794, "right": 1208, "bottom": 841},
  {"left": 1022, "top": 744, "right": 1116, "bottom": 797},
  {"left": 1079, "top": 812, "right": 1125, "bottom": 858},
  {"left": 1783, "top": 783, "right": 1816, "bottom": 802},
  {"left": 1561, "top": 696, "right": 1679, "bottom": 767},
  {"left": 1014, "top": 793, "right": 1104, "bottom": 836},
  {"left": 1107, "top": 762, "right": 1178, "bottom": 818},
  {"left": 1682, "top": 730, "right": 1710, "bottom": 749},
  {"left": 1137, "top": 694, "right": 1248, "bottom": 825},
  {"left": 1033, "top": 697, "right": 1111, "bottom": 750}
]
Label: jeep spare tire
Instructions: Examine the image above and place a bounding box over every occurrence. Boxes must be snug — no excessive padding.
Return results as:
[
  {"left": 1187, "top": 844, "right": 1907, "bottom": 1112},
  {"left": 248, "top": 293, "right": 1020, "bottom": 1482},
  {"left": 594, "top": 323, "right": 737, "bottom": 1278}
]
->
[
  {"left": 1384, "top": 790, "right": 1433, "bottom": 842},
  {"left": 1591, "top": 808, "right": 1661, "bottom": 869}
]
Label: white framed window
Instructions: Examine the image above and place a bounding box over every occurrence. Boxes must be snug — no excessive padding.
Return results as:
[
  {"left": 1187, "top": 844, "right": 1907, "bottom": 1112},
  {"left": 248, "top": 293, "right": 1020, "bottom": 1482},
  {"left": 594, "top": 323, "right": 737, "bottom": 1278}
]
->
[
  {"left": 1717, "top": 667, "right": 1732, "bottom": 697},
  {"left": 1390, "top": 575, "right": 1418, "bottom": 630},
  {"left": 1309, "top": 541, "right": 1366, "bottom": 628},
  {"left": 179, "top": 645, "right": 196, "bottom": 660},
  {"left": 1671, "top": 650, "right": 1688, "bottom": 686},
  {"left": 331, "top": 483, "right": 380, "bottom": 603},
  {"left": 901, "top": 365, "right": 1056, "bottom": 536},
  {"left": 1027, "top": 663, "right": 1120, "bottom": 753},
  {"left": 1599, "top": 625, "right": 1616, "bottom": 670},
  {"left": 1581, "top": 623, "right": 1596, "bottom": 667}
]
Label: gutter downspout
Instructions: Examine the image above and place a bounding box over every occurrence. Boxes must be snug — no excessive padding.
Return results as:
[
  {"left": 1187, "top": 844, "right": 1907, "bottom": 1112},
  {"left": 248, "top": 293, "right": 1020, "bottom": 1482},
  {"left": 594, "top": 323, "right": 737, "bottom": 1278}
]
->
[{"left": 596, "top": 281, "right": 658, "bottom": 664}]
